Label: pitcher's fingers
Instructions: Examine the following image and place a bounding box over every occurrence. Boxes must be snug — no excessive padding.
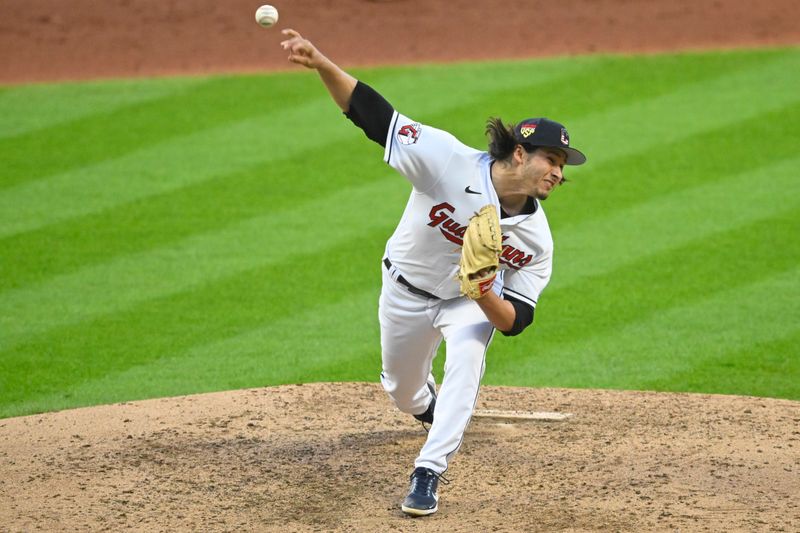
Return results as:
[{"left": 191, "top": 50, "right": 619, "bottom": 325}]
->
[
  {"left": 280, "top": 38, "right": 298, "bottom": 50},
  {"left": 281, "top": 36, "right": 311, "bottom": 53},
  {"left": 286, "top": 42, "right": 311, "bottom": 57},
  {"left": 288, "top": 54, "right": 313, "bottom": 67},
  {"left": 281, "top": 28, "right": 301, "bottom": 39},
  {"left": 280, "top": 35, "right": 302, "bottom": 48}
]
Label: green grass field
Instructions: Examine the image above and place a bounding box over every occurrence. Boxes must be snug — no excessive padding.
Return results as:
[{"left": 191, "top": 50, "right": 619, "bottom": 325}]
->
[{"left": 1, "top": 47, "right": 798, "bottom": 418}]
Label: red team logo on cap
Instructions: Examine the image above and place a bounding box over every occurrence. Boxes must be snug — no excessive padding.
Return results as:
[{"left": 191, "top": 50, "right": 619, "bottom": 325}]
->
[{"left": 398, "top": 123, "right": 421, "bottom": 145}]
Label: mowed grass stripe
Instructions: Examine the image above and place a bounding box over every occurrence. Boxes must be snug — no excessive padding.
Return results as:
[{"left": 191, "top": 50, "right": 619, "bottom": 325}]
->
[
  {"left": 567, "top": 51, "right": 800, "bottom": 166},
  {"left": 489, "top": 267, "right": 799, "bottom": 399},
  {"left": 0, "top": 75, "right": 315, "bottom": 190},
  {"left": 0, "top": 76, "right": 208, "bottom": 140},
  {"left": 534, "top": 211, "right": 799, "bottom": 347},
  {"left": 547, "top": 101, "right": 800, "bottom": 227},
  {"left": 0, "top": 76, "right": 318, "bottom": 190},
  {"left": 5, "top": 209, "right": 796, "bottom": 415},
  {"left": 642, "top": 329, "right": 800, "bottom": 400},
  {"left": 3, "top": 51, "right": 797, "bottom": 292},
  {"left": 351, "top": 53, "right": 599, "bottom": 118},
  {"left": 489, "top": 210, "right": 798, "bottom": 390},
  {"left": 2, "top": 119, "right": 798, "bottom": 350},
  {"left": 4, "top": 148, "right": 796, "bottom": 349},
  {"left": 14, "top": 209, "right": 798, "bottom": 414},
  {"left": 0, "top": 97, "right": 348, "bottom": 238},
  {"left": 436, "top": 48, "right": 790, "bottom": 149},
  {"left": 0, "top": 72, "right": 800, "bottom": 291},
  {"left": 0, "top": 53, "right": 747, "bottom": 290},
  {"left": 0, "top": 66, "right": 590, "bottom": 239},
  {"left": 0, "top": 56, "right": 593, "bottom": 196},
  {"left": 0, "top": 228, "right": 391, "bottom": 415},
  {"left": 445, "top": 49, "right": 799, "bottom": 184},
  {"left": 3, "top": 50, "right": 796, "bottom": 239},
  {"left": 551, "top": 154, "right": 800, "bottom": 285},
  {"left": 4, "top": 290, "right": 382, "bottom": 416},
  {"left": 3, "top": 171, "right": 796, "bottom": 407},
  {"left": 0, "top": 59, "right": 650, "bottom": 292},
  {"left": 0, "top": 176, "right": 409, "bottom": 347},
  {"left": 0, "top": 140, "right": 387, "bottom": 291}
]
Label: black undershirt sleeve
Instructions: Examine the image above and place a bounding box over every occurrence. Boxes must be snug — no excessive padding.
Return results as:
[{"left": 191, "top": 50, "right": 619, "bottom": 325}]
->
[
  {"left": 344, "top": 81, "right": 395, "bottom": 147},
  {"left": 501, "top": 294, "right": 535, "bottom": 337}
]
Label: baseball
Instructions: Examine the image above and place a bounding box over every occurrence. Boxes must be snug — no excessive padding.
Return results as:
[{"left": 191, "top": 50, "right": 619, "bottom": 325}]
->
[{"left": 255, "top": 5, "right": 279, "bottom": 28}]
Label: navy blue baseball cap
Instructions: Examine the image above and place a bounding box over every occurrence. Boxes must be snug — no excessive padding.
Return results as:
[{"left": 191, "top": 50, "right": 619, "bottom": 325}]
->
[{"left": 514, "top": 118, "right": 586, "bottom": 165}]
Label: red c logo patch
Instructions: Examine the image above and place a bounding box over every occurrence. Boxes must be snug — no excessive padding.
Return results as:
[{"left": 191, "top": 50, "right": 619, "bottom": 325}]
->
[{"left": 397, "top": 123, "right": 421, "bottom": 145}]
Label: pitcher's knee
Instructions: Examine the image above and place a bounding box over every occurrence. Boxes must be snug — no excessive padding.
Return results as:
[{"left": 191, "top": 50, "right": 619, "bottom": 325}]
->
[{"left": 380, "top": 371, "right": 427, "bottom": 414}]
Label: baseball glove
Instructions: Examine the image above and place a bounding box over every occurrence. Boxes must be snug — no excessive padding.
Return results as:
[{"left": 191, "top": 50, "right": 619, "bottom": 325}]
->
[{"left": 457, "top": 204, "right": 503, "bottom": 299}]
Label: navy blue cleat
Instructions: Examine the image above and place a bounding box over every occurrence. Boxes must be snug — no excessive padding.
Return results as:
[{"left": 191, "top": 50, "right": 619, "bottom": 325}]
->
[
  {"left": 401, "top": 467, "right": 442, "bottom": 516},
  {"left": 413, "top": 382, "right": 437, "bottom": 425}
]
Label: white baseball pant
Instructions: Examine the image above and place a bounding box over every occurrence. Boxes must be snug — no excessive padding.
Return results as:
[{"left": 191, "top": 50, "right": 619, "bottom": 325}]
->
[{"left": 379, "top": 264, "right": 496, "bottom": 474}]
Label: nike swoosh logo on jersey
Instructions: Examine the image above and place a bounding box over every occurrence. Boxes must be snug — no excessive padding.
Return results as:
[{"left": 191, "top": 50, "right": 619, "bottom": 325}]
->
[{"left": 464, "top": 186, "right": 481, "bottom": 195}]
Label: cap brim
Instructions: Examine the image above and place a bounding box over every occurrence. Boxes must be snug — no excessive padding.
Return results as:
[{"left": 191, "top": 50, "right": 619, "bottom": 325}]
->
[{"left": 562, "top": 147, "right": 586, "bottom": 166}]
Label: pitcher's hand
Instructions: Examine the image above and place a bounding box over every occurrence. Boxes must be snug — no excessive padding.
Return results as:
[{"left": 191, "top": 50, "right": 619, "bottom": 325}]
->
[{"left": 281, "top": 29, "right": 327, "bottom": 69}]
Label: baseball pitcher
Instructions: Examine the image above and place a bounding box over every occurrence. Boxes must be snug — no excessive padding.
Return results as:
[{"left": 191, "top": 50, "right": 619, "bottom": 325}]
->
[{"left": 280, "top": 29, "right": 586, "bottom": 517}]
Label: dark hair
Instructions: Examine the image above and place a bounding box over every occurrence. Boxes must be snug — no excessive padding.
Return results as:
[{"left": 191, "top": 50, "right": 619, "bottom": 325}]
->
[{"left": 485, "top": 117, "right": 537, "bottom": 161}]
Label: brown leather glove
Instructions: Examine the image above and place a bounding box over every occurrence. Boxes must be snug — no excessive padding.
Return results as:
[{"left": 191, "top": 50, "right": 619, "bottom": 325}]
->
[{"left": 457, "top": 205, "right": 502, "bottom": 299}]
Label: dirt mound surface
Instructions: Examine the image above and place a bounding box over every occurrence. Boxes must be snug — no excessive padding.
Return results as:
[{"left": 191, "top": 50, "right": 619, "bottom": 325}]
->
[
  {"left": 1, "top": 383, "right": 798, "bottom": 531},
  {"left": 2, "top": 0, "right": 799, "bottom": 84}
]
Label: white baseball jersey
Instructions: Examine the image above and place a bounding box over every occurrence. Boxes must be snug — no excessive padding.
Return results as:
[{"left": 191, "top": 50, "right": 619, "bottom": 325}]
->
[{"left": 383, "top": 112, "right": 553, "bottom": 308}]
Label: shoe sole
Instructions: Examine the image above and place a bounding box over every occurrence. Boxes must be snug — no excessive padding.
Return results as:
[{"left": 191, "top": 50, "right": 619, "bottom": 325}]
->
[{"left": 401, "top": 503, "right": 438, "bottom": 516}]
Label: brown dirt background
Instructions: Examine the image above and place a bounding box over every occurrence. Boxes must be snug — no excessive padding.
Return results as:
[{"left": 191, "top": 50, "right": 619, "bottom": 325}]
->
[
  {"left": 2, "top": 0, "right": 800, "bottom": 84},
  {"left": 2, "top": 0, "right": 800, "bottom": 531}
]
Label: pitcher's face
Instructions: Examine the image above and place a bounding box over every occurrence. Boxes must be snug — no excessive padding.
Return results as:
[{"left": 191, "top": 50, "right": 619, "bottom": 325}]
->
[{"left": 521, "top": 147, "right": 566, "bottom": 200}]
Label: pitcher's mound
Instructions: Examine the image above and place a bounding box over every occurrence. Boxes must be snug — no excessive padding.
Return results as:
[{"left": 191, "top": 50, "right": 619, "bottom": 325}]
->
[{"left": 1, "top": 383, "right": 798, "bottom": 531}]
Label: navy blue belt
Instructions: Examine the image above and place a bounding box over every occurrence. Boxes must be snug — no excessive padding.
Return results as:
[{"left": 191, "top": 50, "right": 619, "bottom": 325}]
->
[{"left": 383, "top": 258, "right": 440, "bottom": 300}]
